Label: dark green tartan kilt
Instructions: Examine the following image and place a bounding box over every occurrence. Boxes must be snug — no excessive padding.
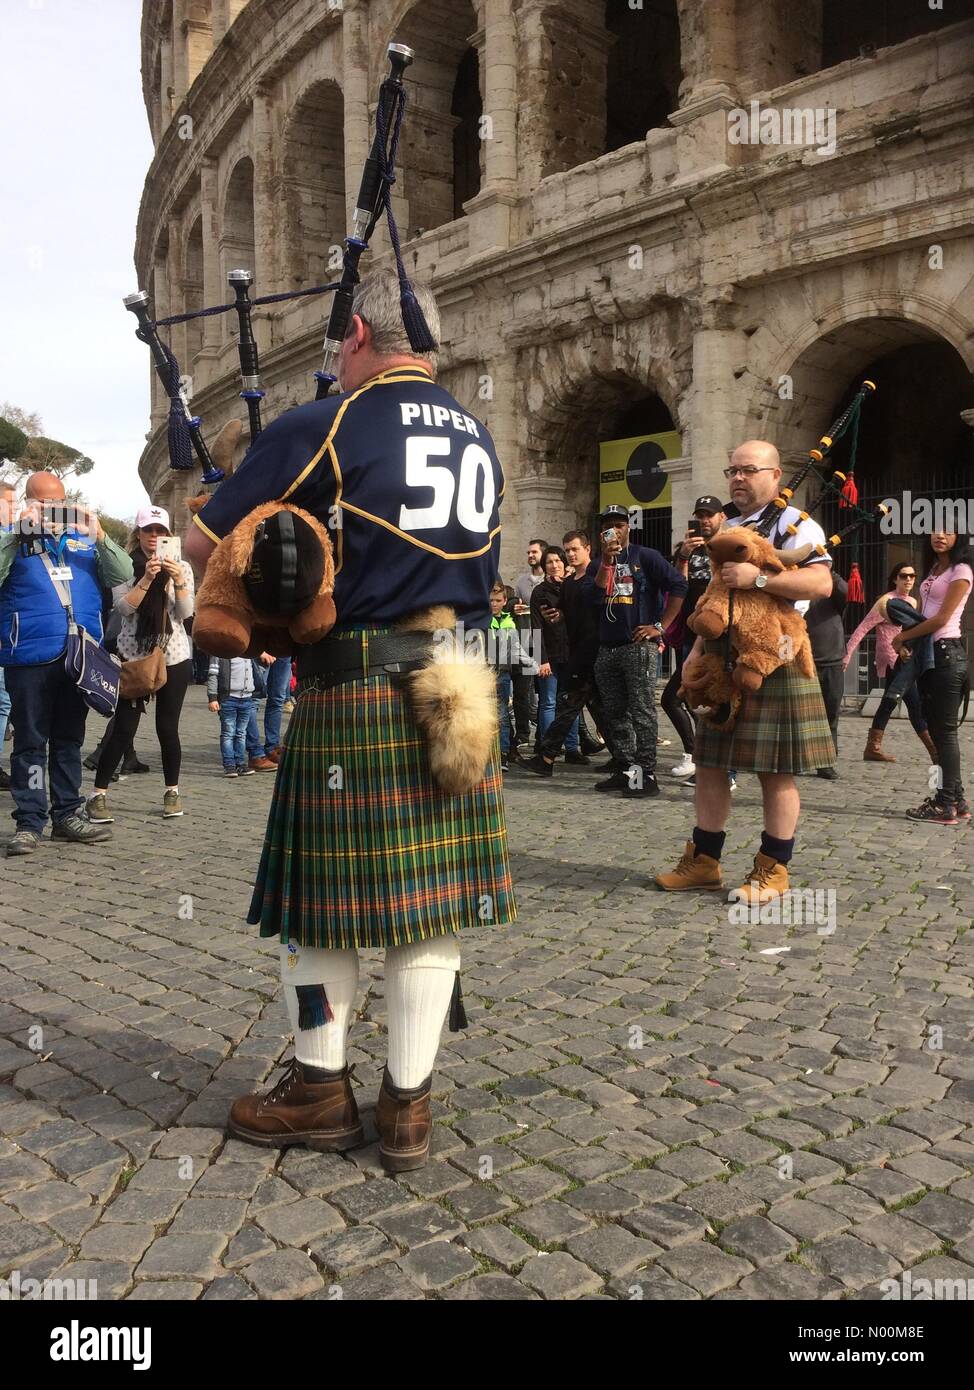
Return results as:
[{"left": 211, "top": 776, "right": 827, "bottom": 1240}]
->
[
  {"left": 246, "top": 632, "right": 516, "bottom": 951},
  {"left": 694, "top": 660, "right": 836, "bottom": 774}
]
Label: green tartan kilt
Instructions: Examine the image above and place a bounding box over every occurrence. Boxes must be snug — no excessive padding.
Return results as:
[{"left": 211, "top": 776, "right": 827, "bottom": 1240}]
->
[
  {"left": 694, "top": 661, "right": 836, "bottom": 774},
  {"left": 247, "top": 633, "right": 517, "bottom": 951}
]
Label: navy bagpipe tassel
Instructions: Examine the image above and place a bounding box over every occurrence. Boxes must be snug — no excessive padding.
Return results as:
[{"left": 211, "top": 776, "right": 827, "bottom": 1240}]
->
[
  {"left": 448, "top": 971, "right": 468, "bottom": 1033},
  {"left": 400, "top": 285, "right": 437, "bottom": 354},
  {"left": 295, "top": 983, "right": 334, "bottom": 1031}
]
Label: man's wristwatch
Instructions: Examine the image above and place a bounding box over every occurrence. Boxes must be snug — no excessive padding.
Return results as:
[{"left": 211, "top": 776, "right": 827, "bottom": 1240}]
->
[{"left": 754, "top": 573, "right": 768, "bottom": 590}]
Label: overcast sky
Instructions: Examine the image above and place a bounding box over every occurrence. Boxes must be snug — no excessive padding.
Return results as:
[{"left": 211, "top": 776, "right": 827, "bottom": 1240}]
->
[{"left": 1, "top": 0, "right": 154, "bottom": 520}]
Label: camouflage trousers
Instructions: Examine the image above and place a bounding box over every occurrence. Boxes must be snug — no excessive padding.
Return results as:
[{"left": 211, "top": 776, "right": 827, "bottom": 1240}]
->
[{"left": 594, "top": 641, "right": 659, "bottom": 773}]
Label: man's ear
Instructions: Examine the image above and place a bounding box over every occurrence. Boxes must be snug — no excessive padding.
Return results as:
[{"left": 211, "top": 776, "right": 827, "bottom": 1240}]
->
[{"left": 349, "top": 314, "right": 369, "bottom": 353}]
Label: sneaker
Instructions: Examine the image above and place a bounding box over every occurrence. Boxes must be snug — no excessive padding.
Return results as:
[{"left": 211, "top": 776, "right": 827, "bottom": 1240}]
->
[
  {"left": 657, "top": 737, "right": 671, "bottom": 746},
  {"left": 85, "top": 793, "right": 114, "bottom": 824},
  {"left": 955, "top": 799, "right": 971, "bottom": 821},
  {"left": 500, "top": 756, "right": 509, "bottom": 773},
  {"left": 906, "top": 797, "right": 959, "bottom": 825},
  {"left": 282, "top": 700, "right": 295, "bottom": 714},
  {"left": 51, "top": 815, "right": 111, "bottom": 844},
  {"left": 564, "top": 750, "right": 590, "bottom": 766},
  {"left": 224, "top": 768, "right": 239, "bottom": 778},
  {"left": 654, "top": 840, "right": 723, "bottom": 892},
  {"left": 682, "top": 774, "right": 696, "bottom": 788},
  {"left": 816, "top": 767, "right": 838, "bottom": 780},
  {"left": 249, "top": 755, "right": 277, "bottom": 772},
  {"left": 670, "top": 753, "right": 695, "bottom": 778},
  {"left": 0, "top": 767, "right": 10, "bottom": 791},
  {"left": 522, "top": 754, "right": 554, "bottom": 778},
  {"left": 122, "top": 755, "right": 150, "bottom": 774},
  {"left": 83, "top": 751, "right": 101, "bottom": 771},
  {"left": 579, "top": 734, "right": 606, "bottom": 756},
  {"left": 622, "top": 772, "right": 660, "bottom": 798},
  {"left": 6, "top": 830, "right": 41, "bottom": 856},
  {"left": 594, "top": 771, "right": 628, "bottom": 794},
  {"left": 163, "top": 790, "right": 184, "bottom": 818},
  {"left": 238, "top": 765, "right": 256, "bottom": 777},
  {"left": 728, "top": 775, "right": 738, "bottom": 792}
]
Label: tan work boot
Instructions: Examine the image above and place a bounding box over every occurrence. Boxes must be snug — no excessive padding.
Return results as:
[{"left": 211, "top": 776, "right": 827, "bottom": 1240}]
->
[
  {"left": 228, "top": 1059, "right": 363, "bottom": 1151},
  {"left": 729, "top": 852, "right": 789, "bottom": 905},
  {"left": 654, "top": 840, "right": 723, "bottom": 892},
  {"left": 375, "top": 1068, "right": 432, "bottom": 1173},
  {"left": 864, "top": 729, "right": 895, "bottom": 762}
]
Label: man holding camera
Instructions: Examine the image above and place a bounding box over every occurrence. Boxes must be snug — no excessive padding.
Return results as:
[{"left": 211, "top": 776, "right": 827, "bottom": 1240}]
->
[
  {"left": 592, "top": 504, "right": 687, "bottom": 798},
  {"left": 665, "top": 498, "right": 728, "bottom": 779},
  {"left": 0, "top": 471, "right": 133, "bottom": 855}
]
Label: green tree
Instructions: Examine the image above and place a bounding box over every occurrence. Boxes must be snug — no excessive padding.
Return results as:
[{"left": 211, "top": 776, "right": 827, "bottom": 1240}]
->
[
  {"left": 17, "top": 436, "right": 96, "bottom": 482},
  {"left": 98, "top": 514, "right": 132, "bottom": 546},
  {"left": 0, "top": 417, "right": 28, "bottom": 466}
]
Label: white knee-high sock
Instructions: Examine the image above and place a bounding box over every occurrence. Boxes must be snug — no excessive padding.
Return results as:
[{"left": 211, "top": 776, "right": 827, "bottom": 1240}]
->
[
  {"left": 385, "top": 936, "right": 461, "bottom": 1089},
  {"left": 280, "top": 944, "right": 359, "bottom": 1072}
]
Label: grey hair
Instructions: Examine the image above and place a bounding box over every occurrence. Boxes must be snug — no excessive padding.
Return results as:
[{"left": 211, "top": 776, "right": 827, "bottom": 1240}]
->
[{"left": 348, "top": 270, "right": 440, "bottom": 370}]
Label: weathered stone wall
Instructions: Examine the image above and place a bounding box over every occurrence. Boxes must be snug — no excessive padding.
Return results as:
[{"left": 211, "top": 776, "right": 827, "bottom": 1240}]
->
[{"left": 134, "top": 0, "right": 974, "bottom": 582}]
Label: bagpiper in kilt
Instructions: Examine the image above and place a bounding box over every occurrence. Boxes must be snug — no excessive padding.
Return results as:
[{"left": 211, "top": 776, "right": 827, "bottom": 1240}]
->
[
  {"left": 186, "top": 272, "right": 515, "bottom": 1172},
  {"left": 654, "top": 439, "right": 837, "bottom": 905}
]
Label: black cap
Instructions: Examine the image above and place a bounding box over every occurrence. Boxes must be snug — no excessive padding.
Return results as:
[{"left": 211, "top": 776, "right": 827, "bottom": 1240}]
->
[
  {"left": 599, "top": 503, "right": 630, "bottom": 522},
  {"left": 693, "top": 496, "right": 724, "bottom": 515}
]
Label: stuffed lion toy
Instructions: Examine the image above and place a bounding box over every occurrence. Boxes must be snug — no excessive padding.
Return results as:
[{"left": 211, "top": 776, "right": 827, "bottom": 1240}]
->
[
  {"left": 185, "top": 420, "right": 336, "bottom": 658},
  {"left": 680, "top": 528, "right": 816, "bottom": 729}
]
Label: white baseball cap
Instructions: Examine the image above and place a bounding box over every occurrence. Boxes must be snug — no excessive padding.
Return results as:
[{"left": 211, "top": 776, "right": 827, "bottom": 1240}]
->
[{"left": 135, "top": 505, "right": 171, "bottom": 532}]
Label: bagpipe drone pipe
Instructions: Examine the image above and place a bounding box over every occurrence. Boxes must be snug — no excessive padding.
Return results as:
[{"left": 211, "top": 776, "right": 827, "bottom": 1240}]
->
[{"left": 123, "top": 42, "right": 436, "bottom": 491}]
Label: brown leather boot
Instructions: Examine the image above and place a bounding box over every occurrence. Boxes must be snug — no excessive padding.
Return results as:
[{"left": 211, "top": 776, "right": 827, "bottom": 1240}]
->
[
  {"left": 918, "top": 729, "right": 938, "bottom": 762},
  {"left": 228, "top": 1059, "right": 363, "bottom": 1151},
  {"left": 864, "top": 729, "right": 895, "bottom": 762},
  {"left": 654, "top": 840, "right": 723, "bottom": 892},
  {"left": 729, "top": 852, "right": 789, "bottom": 905},
  {"left": 375, "top": 1068, "right": 432, "bottom": 1173}
]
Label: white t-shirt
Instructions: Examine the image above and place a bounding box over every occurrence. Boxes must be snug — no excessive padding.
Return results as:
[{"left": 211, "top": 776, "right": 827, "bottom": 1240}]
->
[{"left": 729, "top": 504, "right": 831, "bottom": 615}]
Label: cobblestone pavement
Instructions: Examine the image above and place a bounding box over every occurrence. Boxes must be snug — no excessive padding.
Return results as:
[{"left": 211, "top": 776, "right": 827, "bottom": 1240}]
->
[{"left": 2, "top": 690, "right": 973, "bottom": 1301}]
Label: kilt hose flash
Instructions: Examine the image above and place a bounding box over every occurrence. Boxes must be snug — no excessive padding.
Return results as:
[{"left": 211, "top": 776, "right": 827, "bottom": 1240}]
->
[
  {"left": 694, "top": 659, "right": 837, "bottom": 774},
  {"left": 247, "top": 631, "right": 517, "bottom": 951}
]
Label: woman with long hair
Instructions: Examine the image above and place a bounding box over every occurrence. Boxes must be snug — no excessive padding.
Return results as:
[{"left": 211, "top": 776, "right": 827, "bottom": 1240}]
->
[
  {"left": 529, "top": 546, "right": 585, "bottom": 761},
  {"left": 86, "top": 505, "right": 195, "bottom": 822},
  {"left": 843, "top": 561, "right": 935, "bottom": 763},
  {"left": 899, "top": 531, "right": 972, "bottom": 824}
]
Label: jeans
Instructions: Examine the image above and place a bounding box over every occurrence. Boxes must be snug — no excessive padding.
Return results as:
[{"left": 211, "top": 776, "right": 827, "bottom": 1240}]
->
[
  {"left": 5, "top": 660, "right": 88, "bottom": 832},
  {"left": 919, "top": 638, "right": 967, "bottom": 803},
  {"left": 595, "top": 641, "right": 659, "bottom": 772},
  {"left": 247, "top": 656, "right": 291, "bottom": 756},
  {"left": 221, "top": 696, "right": 256, "bottom": 770},
  {"left": 872, "top": 665, "right": 927, "bottom": 735},
  {"left": 0, "top": 666, "right": 9, "bottom": 748},
  {"left": 537, "top": 667, "right": 579, "bottom": 752},
  {"left": 496, "top": 672, "right": 513, "bottom": 755}
]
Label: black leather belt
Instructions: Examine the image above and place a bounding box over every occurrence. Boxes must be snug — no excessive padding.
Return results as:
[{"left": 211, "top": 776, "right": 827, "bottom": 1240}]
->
[{"left": 296, "top": 631, "right": 434, "bottom": 687}]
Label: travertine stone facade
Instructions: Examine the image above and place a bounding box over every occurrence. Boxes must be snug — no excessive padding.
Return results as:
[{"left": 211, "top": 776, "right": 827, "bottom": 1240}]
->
[{"left": 135, "top": 0, "right": 974, "bottom": 581}]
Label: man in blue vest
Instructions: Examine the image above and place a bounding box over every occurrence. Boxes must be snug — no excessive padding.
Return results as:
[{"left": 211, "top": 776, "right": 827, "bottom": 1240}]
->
[{"left": 0, "top": 472, "right": 134, "bottom": 855}]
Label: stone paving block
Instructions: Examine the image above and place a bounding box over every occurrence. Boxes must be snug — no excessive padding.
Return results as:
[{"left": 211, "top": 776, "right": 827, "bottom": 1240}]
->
[
  {"left": 494, "top": 1165, "right": 570, "bottom": 1206},
  {"left": 256, "top": 1197, "right": 344, "bottom": 1246},
  {"left": 441, "top": 1272, "right": 536, "bottom": 1299},
  {"left": 565, "top": 1225, "right": 661, "bottom": 1278},
  {"left": 718, "top": 1216, "right": 797, "bottom": 1266},
  {"left": 80, "top": 1223, "right": 155, "bottom": 1263},
  {"left": 619, "top": 1267, "right": 700, "bottom": 1300},
  {"left": 0, "top": 1153, "right": 55, "bottom": 1190},
  {"left": 623, "top": 1201, "right": 708, "bottom": 1249},
  {"left": 677, "top": 1181, "right": 765, "bottom": 1224},
  {"left": 767, "top": 1199, "right": 852, "bottom": 1242},
  {"left": 803, "top": 1234, "right": 900, "bottom": 1288},
  {"left": 461, "top": 1223, "right": 535, "bottom": 1272},
  {"left": 657, "top": 1241, "right": 753, "bottom": 1296},
  {"left": 445, "top": 1185, "right": 516, "bottom": 1224},
  {"left": 136, "top": 1233, "right": 227, "bottom": 1281},
  {"left": 888, "top": 1152, "right": 969, "bottom": 1187},
  {"left": 170, "top": 1197, "right": 250, "bottom": 1234},
  {"left": 448, "top": 1144, "right": 522, "bottom": 1179},
  {"left": 243, "top": 1249, "right": 324, "bottom": 1300},
  {"left": 735, "top": 1265, "right": 842, "bottom": 1300},
  {"left": 330, "top": 1177, "right": 417, "bottom": 1224},
  {"left": 0, "top": 1219, "right": 61, "bottom": 1273},
  {"left": 653, "top": 1146, "right": 729, "bottom": 1184},
  {"left": 53, "top": 1260, "right": 133, "bottom": 1299},
  {"left": 852, "top": 1213, "right": 943, "bottom": 1264},
  {"left": 564, "top": 1182, "right": 640, "bottom": 1219},
  {"left": 905, "top": 1192, "right": 974, "bottom": 1243},
  {"left": 224, "top": 1224, "right": 277, "bottom": 1268},
  {"left": 805, "top": 1185, "right": 885, "bottom": 1222},
  {"left": 398, "top": 1241, "right": 479, "bottom": 1290},
  {"left": 8, "top": 1180, "right": 92, "bottom": 1222},
  {"left": 547, "top": 1147, "right": 631, "bottom": 1184},
  {"left": 518, "top": 1251, "right": 603, "bottom": 1300},
  {"left": 372, "top": 1202, "right": 463, "bottom": 1250},
  {"left": 849, "top": 1169, "right": 927, "bottom": 1208},
  {"left": 512, "top": 1200, "right": 593, "bottom": 1246}
]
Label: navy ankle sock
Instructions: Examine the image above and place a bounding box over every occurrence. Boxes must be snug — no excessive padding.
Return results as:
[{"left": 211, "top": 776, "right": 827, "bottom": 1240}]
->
[
  {"left": 692, "top": 827, "right": 726, "bottom": 861},
  {"left": 761, "top": 832, "right": 795, "bottom": 865}
]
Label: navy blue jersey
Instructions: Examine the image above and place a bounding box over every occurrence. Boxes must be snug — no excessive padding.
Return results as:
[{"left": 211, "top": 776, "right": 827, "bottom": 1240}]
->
[{"left": 193, "top": 367, "right": 504, "bottom": 630}]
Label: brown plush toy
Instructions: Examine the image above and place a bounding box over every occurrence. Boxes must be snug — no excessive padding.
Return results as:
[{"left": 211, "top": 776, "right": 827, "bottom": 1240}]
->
[
  {"left": 184, "top": 421, "right": 336, "bottom": 659},
  {"left": 680, "top": 528, "right": 816, "bottom": 727}
]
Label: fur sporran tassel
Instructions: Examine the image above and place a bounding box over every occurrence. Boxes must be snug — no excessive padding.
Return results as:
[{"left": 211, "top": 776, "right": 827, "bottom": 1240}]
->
[
  {"left": 398, "top": 605, "right": 497, "bottom": 794},
  {"left": 295, "top": 984, "right": 334, "bottom": 1030},
  {"left": 449, "top": 971, "right": 468, "bottom": 1032}
]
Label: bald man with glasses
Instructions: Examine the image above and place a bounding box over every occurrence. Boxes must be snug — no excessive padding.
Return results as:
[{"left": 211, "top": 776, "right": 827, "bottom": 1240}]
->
[{"left": 654, "top": 440, "right": 836, "bottom": 903}]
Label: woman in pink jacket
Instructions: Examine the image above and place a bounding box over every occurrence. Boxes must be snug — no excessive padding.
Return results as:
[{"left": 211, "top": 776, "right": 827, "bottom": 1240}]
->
[{"left": 843, "top": 561, "right": 936, "bottom": 763}]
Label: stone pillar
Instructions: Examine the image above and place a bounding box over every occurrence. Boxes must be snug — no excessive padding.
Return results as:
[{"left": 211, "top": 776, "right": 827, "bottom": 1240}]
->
[
  {"left": 199, "top": 158, "right": 222, "bottom": 363},
  {"left": 165, "top": 218, "right": 188, "bottom": 396},
  {"left": 212, "top": 0, "right": 229, "bottom": 46},
  {"left": 172, "top": 0, "right": 189, "bottom": 104},
  {"left": 160, "top": 36, "right": 174, "bottom": 128},
  {"left": 252, "top": 85, "right": 279, "bottom": 298},
  {"left": 483, "top": 356, "right": 519, "bottom": 575},
  {"left": 185, "top": 16, "right": 212, "bottom": 89},
  {"left": 687, "top": 324, "right": 749, "bottom": 501},
  {"left": 465, "top": 0, "right": 518, "bottom": 254},
  {"left": 342, "top": 0, "right": 370, "bottom": 229},
  {"left": 735, "top": 0, "right": 822, "bottom": 97},
  {"left": 507, "top": 476, "right": 568, "bottom": 576},
  {"left": 150, "top": 257, "right": 171, "bottom": 428},
  {"left": 671, "top": 0, "right": 740, "bottom": 181}
]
